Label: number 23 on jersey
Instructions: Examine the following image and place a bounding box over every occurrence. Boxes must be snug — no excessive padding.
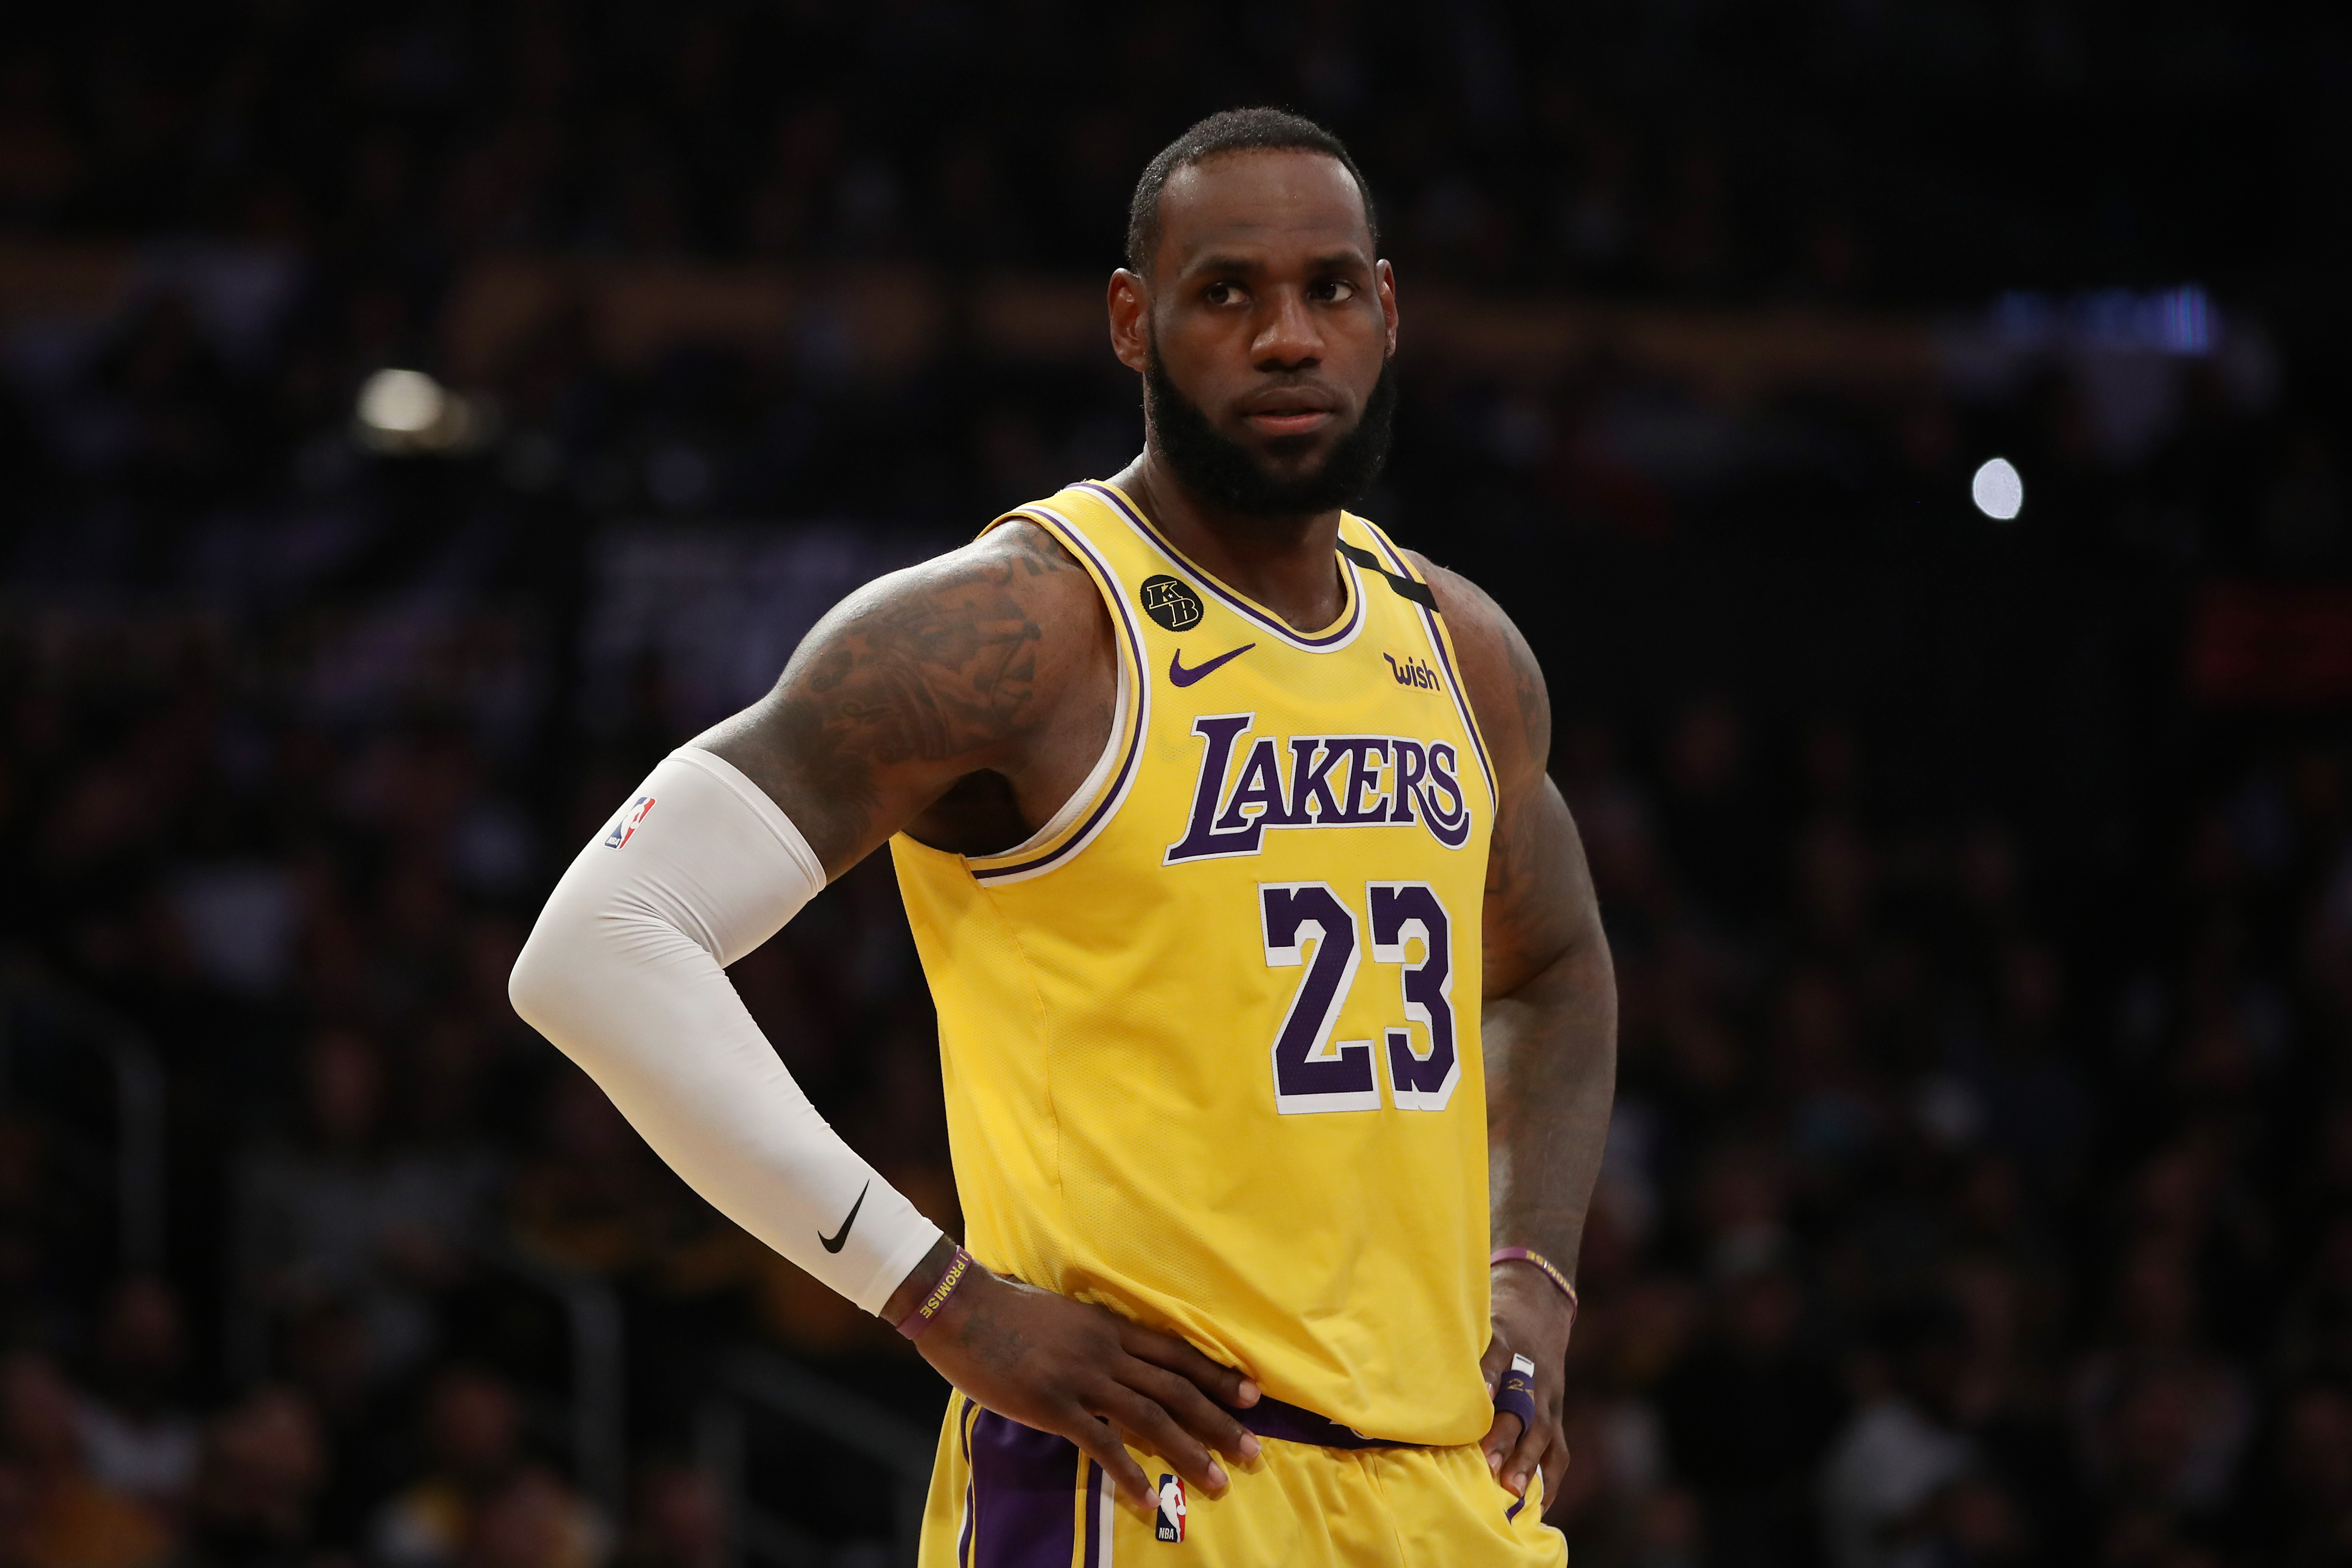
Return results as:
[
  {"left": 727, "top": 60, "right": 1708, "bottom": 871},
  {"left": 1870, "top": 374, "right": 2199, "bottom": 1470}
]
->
[{"left": 1261, "top": 880, "right": 1459, "bottom": 1116}]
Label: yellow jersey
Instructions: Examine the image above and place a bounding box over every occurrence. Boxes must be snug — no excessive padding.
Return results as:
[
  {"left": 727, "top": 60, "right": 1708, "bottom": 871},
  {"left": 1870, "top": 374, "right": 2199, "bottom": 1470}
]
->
[{"left": 891, "top": 479, "right": 1499, "bottom": 1446}]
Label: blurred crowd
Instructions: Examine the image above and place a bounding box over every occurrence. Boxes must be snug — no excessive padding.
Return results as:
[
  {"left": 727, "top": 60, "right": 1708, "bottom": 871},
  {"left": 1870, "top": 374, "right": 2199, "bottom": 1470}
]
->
[{"left": 1, "top": 3, "right": 2350, "bottom": 1568}]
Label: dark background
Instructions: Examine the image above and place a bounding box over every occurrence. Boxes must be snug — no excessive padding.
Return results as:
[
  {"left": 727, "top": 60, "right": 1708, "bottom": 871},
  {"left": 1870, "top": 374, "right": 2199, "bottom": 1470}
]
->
[{"left": 2, "top": 4, "right": 2351, "bottom": 1567}]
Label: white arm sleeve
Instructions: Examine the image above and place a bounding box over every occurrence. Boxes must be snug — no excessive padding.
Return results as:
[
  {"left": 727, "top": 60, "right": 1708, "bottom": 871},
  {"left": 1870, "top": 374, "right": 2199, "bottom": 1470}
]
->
[{"left": 508, "top": 747, "right": 942, "bottom": 1315}]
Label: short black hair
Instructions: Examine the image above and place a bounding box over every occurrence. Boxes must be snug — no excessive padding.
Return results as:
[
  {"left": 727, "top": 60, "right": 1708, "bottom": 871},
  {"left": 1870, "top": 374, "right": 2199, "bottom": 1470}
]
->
[{"left": 1125, "top": 108, "right": 1379, "bottom": 275}]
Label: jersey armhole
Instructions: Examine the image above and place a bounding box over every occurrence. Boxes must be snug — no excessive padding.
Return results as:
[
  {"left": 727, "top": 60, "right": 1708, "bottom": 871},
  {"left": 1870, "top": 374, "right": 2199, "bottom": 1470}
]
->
[
  {"left": 1350, "top": 515, "right": 1500, "bottom": 816},
  {"left": 963, "top": 506, "right": 1150, "bottom": 883}
]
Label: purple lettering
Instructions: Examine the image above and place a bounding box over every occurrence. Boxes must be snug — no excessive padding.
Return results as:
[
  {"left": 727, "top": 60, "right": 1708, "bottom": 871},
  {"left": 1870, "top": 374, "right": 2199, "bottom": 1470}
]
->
[
  {"left": 1389, "top": 740, "right": 1426, "bottom": 826},
  {"left": 1164, "top": 714, "right": 1260, "bottom": 864},
  {"left": 1287, "top": 738, "right": 1348, "bottom": 823},
  {"left": 1333, "top": 738, "right": 1391, "bottom": 824},
  {"left": 1422, "top": 742, "right": 1470, "bottom": 849},
  {"left": 1213, "top": 738, "right": 1295, "bottom": 831}
]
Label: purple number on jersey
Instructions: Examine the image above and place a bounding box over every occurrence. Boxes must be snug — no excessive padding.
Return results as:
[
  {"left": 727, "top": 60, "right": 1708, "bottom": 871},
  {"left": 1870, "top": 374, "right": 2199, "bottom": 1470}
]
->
[
  {"left": 1260, "top": 883, "right": 1382, "bottom": 1114},
  {"left": 1368, "top": 882, "right": 1459, "bottom": 1111}
]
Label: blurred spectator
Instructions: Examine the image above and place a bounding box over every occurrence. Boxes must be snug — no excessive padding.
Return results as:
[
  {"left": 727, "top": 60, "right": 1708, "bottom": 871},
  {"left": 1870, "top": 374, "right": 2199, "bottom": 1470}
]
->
[
  {"left": 503, "top": 1073, "right": 691, "bottom": 1281},
  {"left": 2071, "top": 1241, "right": 2253, "bottom": 1519},
  {"left": 179, "top": 1388, "right": 327, "bottom": 1568},
  {"left": 1659, "top": 1266, "right": 1843, "bottom": 1566},
  {"left": 610, "top": 1465, "right": 715, "bottom": 1568},
  {"left": 458, "top": 1471, "right": 604, "bottom": 1568},
  {"left": 0, "top": 1353, "right": 168, "bottom": 1568},
  {"left": 241, "top": 1032, "right": 493, "bottom": 1382},
  {"left": 371, "top": 1368, "right": 539, "bottom": 1568},
  {"left": 2263, "top": 1382, "right": 2352, "bottom": 1565},
  {"left": 1819, "top": 1307, "right": 1975, "bottom": 1568},
  {"left": 73, "top": 1280, "right": 198, "bottom": 1517}
]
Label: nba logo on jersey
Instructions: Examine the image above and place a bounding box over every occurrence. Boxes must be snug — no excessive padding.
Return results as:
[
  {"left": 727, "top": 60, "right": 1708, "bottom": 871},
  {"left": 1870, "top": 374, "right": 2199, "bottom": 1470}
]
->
[
  {"left": 1155, "top": 1474, "right": 1187, "bottom": 1543},
  {"left": 603, "top": 796, "right": 655, "bottom": 849}
]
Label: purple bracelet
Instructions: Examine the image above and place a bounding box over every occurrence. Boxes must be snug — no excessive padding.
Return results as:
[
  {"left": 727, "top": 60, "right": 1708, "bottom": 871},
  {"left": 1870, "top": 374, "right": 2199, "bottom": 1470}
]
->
[
  {"left": 896, "top": 1245, "right": 977, "bottom": 1340},
  {"left": 1491, "top": 1247, "right": 1579, "bottom": 1328}
]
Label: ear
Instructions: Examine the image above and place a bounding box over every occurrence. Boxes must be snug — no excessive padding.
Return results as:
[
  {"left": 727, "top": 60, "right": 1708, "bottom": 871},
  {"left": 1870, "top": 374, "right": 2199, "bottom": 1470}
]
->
[
  {"left": 1376, "top": 260, "right": 1398, "bottom": 359},
  {"left": 1108, "top": 268, "right": 1152, "bottom": 374}
]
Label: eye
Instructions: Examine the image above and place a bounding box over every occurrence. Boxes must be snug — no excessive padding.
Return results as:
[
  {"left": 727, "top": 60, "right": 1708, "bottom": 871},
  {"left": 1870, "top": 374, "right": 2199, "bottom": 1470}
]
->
[
  {"left": 1203, "top": 282, "right": 1245, "bottom": 306},
  {"left": 1312, "top": 279, "right": 1358, "bottom": 303}
]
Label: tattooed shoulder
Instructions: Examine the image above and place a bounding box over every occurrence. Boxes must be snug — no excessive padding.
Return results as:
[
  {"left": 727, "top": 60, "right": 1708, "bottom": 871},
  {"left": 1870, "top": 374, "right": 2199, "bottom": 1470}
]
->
[{"left": 699, "top": 521, "right": 1109, "bottom": 872}]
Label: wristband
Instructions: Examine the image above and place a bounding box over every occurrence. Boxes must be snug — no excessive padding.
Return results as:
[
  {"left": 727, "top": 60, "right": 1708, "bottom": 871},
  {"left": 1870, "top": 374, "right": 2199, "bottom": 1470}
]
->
[
  {"left": 896, "top": 1245, "right": 977, "bottom": 1339},
  {"left": 1491, "top": 1247, "right": 1579, "bottom": 1327},
  {"left": 1493, "top": 1351, "right": 1538, "bottom": 1431}
]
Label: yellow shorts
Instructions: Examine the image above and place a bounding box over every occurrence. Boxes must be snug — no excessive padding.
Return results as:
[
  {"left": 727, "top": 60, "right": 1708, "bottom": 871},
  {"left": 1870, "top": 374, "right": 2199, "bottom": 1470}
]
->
[{"left": 916, "top": 1394, "right": 1567, "bottom": 1567}]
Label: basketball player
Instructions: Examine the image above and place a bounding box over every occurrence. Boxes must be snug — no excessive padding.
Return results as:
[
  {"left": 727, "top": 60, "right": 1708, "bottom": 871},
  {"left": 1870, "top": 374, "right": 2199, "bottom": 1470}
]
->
[{"left": 510, "top": 108, "right": 1616, "bottom": 1565}]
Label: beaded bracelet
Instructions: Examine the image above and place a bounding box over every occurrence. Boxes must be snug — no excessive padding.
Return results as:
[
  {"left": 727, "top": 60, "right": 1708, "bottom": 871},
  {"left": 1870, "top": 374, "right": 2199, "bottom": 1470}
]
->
[
  {"left": 896, "top": 1244, "right": 977, "bottom": 1340},
  {"left": 1491, "top": 1247, "right": 1579, "bottom": 1328}
]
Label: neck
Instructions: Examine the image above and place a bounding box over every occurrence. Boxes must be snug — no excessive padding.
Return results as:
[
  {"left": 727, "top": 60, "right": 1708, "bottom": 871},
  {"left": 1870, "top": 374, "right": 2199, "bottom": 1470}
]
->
[{"left": 1112, "top": 449, "right": 1349, "bottom": 633}]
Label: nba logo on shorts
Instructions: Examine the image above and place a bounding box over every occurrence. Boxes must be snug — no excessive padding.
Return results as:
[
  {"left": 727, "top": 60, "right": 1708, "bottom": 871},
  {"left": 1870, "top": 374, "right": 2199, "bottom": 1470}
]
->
[{"left": 1154, "top": 1474, "right": 1186, "bottom": 1543}]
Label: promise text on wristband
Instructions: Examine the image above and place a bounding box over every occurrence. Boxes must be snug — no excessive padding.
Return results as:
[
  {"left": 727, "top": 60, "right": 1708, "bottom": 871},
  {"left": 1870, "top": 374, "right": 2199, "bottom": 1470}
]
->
[{"left": 897, "top": 1245, "right": 976, "bottom": 1339}]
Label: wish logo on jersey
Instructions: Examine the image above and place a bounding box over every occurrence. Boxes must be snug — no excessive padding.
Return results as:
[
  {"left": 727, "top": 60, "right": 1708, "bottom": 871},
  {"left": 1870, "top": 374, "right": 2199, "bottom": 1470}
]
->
[{"left": 1165, "top": 713, "right": 1472, "bottom": 863}]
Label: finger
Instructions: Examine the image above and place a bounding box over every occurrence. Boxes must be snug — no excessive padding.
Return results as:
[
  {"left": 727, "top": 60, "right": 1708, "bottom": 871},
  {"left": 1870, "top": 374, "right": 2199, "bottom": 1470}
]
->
[
  {"left": 1500, "top": 1409, "right": 1553, "bottom": 1498},
  {"left": 1122, "top": 1326, "right": 1262, "bottom": 1410},
  {"left": 1477, "top": 1334, "right": 1511, "bottom": 1397},
  {"left": 1540, "top": 1436, "right": 1571, "bottom": 1504},
  {"left": 1095, "top": 1385, "right": 1230, "bottom": 1499},
  {"left": 1480, "top": 1409, "right": 1526, "bottom": 1477},
  {"left": 1065, "top": 1411, "right": 1155, "bottom": 1509},
  {"left": 1123, "top": 1359, "right": 1262, "bottom": 1464}
]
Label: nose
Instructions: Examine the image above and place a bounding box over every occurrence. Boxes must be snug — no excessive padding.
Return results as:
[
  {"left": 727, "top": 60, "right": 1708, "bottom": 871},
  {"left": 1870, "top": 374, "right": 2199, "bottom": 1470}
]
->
[{"left": 1251, "top": 286, "right": 1324, "bottom": 372}]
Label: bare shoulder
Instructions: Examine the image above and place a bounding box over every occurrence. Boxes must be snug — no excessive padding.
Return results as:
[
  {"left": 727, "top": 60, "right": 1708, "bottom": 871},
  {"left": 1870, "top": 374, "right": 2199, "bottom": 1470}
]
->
[
  {"left": 699, "top": 518, "right": 1112, "bottom": 874},
  {"left": 1402, "top": 548, "right": 1549, "bottom": 788}
]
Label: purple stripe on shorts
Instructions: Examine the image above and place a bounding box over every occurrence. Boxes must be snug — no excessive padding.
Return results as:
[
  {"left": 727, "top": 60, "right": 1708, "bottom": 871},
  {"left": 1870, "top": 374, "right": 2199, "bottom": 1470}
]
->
[
  {"left": 1080, "top": 1461, "right": 1103, "bottom": 1568},
  {"left": 968, "top": 1410, "right": 1080, "bottom": 1567}
]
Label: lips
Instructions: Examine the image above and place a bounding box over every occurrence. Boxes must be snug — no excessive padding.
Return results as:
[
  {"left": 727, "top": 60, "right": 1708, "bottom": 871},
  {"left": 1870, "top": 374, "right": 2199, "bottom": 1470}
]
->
[
  {"left": 1246, "top": 409, "right": 1333, "bottom": 436},
  {"left": 1240, "top": 390, "right": 1341, "bottom": 438}
]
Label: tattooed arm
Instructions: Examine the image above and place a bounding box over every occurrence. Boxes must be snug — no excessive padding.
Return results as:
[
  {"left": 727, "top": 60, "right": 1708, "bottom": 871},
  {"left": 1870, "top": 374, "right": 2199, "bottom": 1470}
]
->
[
  {"left": 1414, "top": 553, "right": 1619, "bottom": 1505},
  {"left": 696, "top": 519, "right": 1262, "bottom": 1509}
]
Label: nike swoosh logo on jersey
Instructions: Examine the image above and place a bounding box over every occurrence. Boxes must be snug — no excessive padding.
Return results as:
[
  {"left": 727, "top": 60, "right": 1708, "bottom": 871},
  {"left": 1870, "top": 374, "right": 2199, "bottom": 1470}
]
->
[
  {"left": 819, "top": 1181, "right": 869, "bottom": 1253},
  {"left": 1168, "top": 643, "right": 1256, "bottom": 687}
]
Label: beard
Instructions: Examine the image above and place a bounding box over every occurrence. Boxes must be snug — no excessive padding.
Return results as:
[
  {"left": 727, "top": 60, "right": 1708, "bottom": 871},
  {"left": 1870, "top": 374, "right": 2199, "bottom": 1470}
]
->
[{"left": 1144, "top": 339, "right": 1398, "bottom": 520}]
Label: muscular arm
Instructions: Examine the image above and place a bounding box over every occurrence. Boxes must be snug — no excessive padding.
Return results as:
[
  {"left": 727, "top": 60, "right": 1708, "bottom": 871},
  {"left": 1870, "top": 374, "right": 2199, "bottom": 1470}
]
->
[
  {"left": 690, "top": 520, "right": 1260, "bottom": 1507},
  {"left": 1416, "top": 553, "right": 1619, "bottom": 1503}
]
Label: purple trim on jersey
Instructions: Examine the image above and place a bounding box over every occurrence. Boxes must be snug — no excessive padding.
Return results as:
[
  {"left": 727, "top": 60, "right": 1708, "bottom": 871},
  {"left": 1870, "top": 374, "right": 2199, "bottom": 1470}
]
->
[
  {"left": 1364, "top": 525, "right": 1499, "bottom": 808},
  {"left": 1077, "top": 481, "right": 1365, "bottom": 651},
  {"left": 967, "top": 1410, "right": 1080, "bottom": 1566},
  {"left": 1505, "top": 1491, "right": 1529, "bottom": 1523},
  {"left": 1224, "top": 1394, "right": 1416, "bottom": 1451},
  {"left": 969, "top": 509, "right": 1149, "bottom": 883},
  {"left": 1080, "top": 1462, "right": 1104, "bottom": 1568}
]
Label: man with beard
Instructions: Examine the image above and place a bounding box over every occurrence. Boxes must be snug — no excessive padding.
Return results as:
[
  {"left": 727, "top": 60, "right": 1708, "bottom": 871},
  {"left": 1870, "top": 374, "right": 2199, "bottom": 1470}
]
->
[{"left": 510, "top": 108, "right": 1615, "bottom": 1566}]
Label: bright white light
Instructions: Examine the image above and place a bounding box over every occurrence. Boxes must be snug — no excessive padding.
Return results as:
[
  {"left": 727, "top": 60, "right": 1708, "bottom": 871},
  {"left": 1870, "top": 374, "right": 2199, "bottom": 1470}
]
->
[
  {"left": 1971, "top": 457, "right": 2024, "bottom": 521},
  {"left": 357, "top": 369, "right": 447, "bottom": 435}
]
